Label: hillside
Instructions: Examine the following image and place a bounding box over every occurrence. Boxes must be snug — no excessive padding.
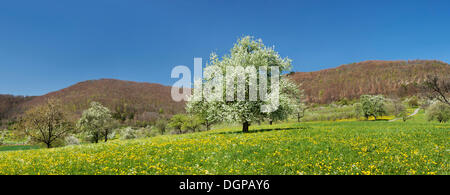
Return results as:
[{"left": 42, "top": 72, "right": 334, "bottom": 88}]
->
[
  {"left": 288, "top": 60, "right": 450, "bottom": 104},
  {"left": 1, "top": 79, "right": 185, "bottom": 122},
  {"left": 0, "top": 95, "right": 34, "bottom": 122}
]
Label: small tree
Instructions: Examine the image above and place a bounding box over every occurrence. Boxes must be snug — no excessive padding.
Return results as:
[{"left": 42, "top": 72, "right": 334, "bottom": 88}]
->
[
  {"left": 406, "top": 96, "right": 420, "bottom": 108},
  {"left": 360, "top": 95, "right": 386, "bottom": 120},
  {"left": 421, "top": 75, "right": 450, "bottom": 106},
  {"left": 268, "top": 78, "right": 302, "bottom": 124},
  {"left": 295, "top": 103, "right": 306, "bottom": 122},
  {"left": 168, "top": 114, "right": 187, "bottom": 134},
  {"left": 386, "top": 99, "right": 410, "bottom": 122},
  {"left": 293, "top": 84, "right": 306, "bottom": 123},
  {"left": 155, "top": 119, "right": 168, "bottom": 134},
  {"left": 186, "top": 100, "right": 218, "bottom": 131},
  {"left": 386, "top": 98, "right": 407, "bottom": 121},
  {"left": 353, "top": 102, "right": 363, "bottom": 120},
  {"left": 426, "top": 102, "right": 450, "bottom": 123},
  {"left": 18, "top": 99, "right": 73, "bottom": 148},
  {"left": 400, "top": 112, "right": 410, "bottom": 122},
  {"left": 77, "top": 102, "right": 114, "bottom": 143},
  {"left": 181, "top": 115, "right": 204, "bottom": 132}
]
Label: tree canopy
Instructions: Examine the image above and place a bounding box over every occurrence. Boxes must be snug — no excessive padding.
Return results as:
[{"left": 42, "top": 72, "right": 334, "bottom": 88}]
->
[
  {"left": 187, "top": 36, "right": 301, "bottom": 132},
  {"left": 359, "top": 95, "right": 386, "bottom": 120},
  {"left": 18, "top": 99, "right": 73, "bottom": 148},
  {"left": 77, "top": 102, "right": 114, "bottom": 143}
]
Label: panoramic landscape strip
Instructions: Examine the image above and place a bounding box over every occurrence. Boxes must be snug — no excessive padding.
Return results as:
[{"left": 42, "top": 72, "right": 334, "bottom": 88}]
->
[
  {"left": 0, "top": 4, "right": 449, "bottom": 193},
  {"left": 1, "top": 36, "right": 448, "bottom": 176}
]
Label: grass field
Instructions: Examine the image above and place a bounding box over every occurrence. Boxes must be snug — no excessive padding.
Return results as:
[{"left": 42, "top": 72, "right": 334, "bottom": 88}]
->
[
  {"left": 0, "top": 145, "right": 40, "bottom": 152},
  {"left": 0, "top": 111, "right": 448, "bottom": 175}
]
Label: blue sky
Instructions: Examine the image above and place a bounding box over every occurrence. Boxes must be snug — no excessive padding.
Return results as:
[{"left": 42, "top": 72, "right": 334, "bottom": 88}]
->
[{"left": 1, "top": 0, "right": 449, "bottom": 96}]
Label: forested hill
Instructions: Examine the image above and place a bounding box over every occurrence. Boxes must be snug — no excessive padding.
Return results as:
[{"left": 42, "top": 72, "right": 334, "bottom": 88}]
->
[
  {"left": 0, "top": 95, "right": 34, "bottom": 122},
  {"left": 288, "top": 60, "right": 450, "bottom": 104},
  {"left": 0, "top": 79, "right": 185, "bottom": 122}
]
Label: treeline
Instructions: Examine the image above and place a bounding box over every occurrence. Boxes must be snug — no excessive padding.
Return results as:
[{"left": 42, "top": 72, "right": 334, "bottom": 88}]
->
[{"left": 10, "top": 99, "right": 213, "bottom": 148}]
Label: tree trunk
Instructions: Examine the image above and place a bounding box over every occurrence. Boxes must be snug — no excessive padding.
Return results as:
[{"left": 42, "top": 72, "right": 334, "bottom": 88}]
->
[
  {"left": 269, "top": 120, "right": 273, "bottom": 125},
  {"left": 297, "top": 113, "right": 300, "bottom": 122},
  {"left": 205, "top": 120, "right": 210, "bottom": 131},
  {"left": 104, "top": 133, "right": 108, "bottom": 142},
  {"left": 46, "top": 142, "right": 51, "bottom": 148},
  {"left": 243, "top": 121, "right": 249, "bottom": 133},
  {"left": 94, "top": 133, "right": 99, "bottom": 143}
]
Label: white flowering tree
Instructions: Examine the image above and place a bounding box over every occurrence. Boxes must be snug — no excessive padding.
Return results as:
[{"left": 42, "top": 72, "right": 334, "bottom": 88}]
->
[
  {"left": 360, "top": 95, "right": 386, "bottom": 120},
  {"left": 186, "top": 98, "right": 220, "bottom": 130},
  {"left": 187, "top": 36, "right": 301, "bottom": 132},
  {"left": 267, "top": 77, "right": 302, "bottom": 124},
  {"left": 77, "top": 102, "right": 114, "bottom": 143}
]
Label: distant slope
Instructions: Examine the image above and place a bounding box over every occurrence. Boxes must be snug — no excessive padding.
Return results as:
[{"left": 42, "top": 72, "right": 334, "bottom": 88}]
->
[
  {"left": 0, "top": 95, "right": 34, "bottom": 121},
  {"left": 288, "top": 60, "right": 450, "bottom": 104},
  {"left": 3, "top": 79, "right": 186, "bottom": 122}
]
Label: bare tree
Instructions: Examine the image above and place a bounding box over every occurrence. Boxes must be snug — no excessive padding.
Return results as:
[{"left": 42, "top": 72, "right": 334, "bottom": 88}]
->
[
  {"left": 18, "top": 99, "right": 73, "bottom": 148},
  {"left": 296, "top": 104, "right": 306, "bottom": 122},
  {"left": 421, "top": 75, "right": 450, "bottom": 106}
]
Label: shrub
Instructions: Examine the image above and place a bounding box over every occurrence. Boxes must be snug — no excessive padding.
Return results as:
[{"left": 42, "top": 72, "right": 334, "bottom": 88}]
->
[
  {"left": 181, "top": 115, "right": 204, "bottom": 132},
  {"left": 65, "top": 135, "right": 80, "bottom": 146},
  {"left": 420, "top": 99, "right": 433, "bottom": 109},
  {"left": 136, "top": 126, "right": 157, "bottom": 137},
  {"left": 353, "top": 103, "right": 363, "bottom": 119},
  {"left": 302, "top": 105, "right": 355, "bottom": 121},
  {"left": 426, "top": 102, "right": 450, "bottom": 123},
  {"left": 155, "top": 119, "right": 168, "bottom": 134},
  {"left": 120, "top": 127, "right": 139, "bottom": 140},
  {"left": 145, "top": 127, "right": 161, "bottom": 137},
  {"left": 168, "top": 114, "right": 188, "bottom": 134},
  {"left": 385, "top": 99, "right": 406, "bottom": 118},
  {"left": 336, "top": 98, "right": 350, "bottom": 106},
  {"left": 406, "top": 96, "right": 420, "bottom": 108},
  {"left": 0, "top": 130, "right": 6, "bottom": 145}
]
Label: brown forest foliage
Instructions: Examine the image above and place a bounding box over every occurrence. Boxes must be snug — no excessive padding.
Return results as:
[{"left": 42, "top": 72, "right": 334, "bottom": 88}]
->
[
  {"left": 288, "top": 60, "right": 450, "bottom": 104},
  {"left": 0, "top": 95, "right": 34, "bottom": 122},
  {"left": 0, "top": 79, "right": 186, "bottom": 123}
]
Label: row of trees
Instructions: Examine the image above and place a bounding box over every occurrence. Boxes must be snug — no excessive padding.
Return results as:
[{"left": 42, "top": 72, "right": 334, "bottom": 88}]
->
[{"left": 16, "top": 100, "right": 116, "bottom": 148}]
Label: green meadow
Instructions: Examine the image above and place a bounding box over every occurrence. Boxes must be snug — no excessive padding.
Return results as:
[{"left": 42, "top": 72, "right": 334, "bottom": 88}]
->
[{"left": 0, "top": 110, "right": 448, "bottom": 175}]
